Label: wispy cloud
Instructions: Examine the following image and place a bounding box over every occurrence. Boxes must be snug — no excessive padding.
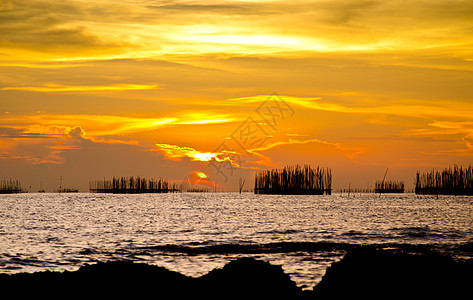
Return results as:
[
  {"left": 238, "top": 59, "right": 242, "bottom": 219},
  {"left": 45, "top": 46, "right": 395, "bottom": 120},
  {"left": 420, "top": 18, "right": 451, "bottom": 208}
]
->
[
  {"left": 0, "top": 62, "right": 91, "bottom": 69},
  {"left": 0, "top": 151, "right": 65, "bottom": 165},
  {"left": 231, "top": 95, "right": 473, "bottom": 120},
  {"left": 3, "top": 0, "right": 472, "bottom": 60},
  {"left": 402, "top": 120, "right": 473, "bottom": 157},
  {"left": 1, "top": 83, "right": 159, "bottom": 92},
  {"left": 250, "top": 137, "right": 366, "bottom": 161},
  {"left": 404, "top": 121, "right": 473, "bottom": 136},
  {"left": 0, "top": 113, "right": 234, "bottom": 138}
]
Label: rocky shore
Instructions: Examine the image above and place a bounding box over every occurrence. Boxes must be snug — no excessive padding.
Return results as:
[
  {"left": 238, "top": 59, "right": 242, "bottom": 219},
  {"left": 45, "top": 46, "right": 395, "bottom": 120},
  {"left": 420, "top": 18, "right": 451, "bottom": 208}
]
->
[{"left": 1, "top": 247, "right": 471, "bottom": 299}]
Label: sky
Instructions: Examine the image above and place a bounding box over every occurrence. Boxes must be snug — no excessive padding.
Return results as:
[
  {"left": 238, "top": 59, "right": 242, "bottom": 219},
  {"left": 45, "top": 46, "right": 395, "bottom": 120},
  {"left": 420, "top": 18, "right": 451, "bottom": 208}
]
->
[{"left": 1, "top": 0, "right": 472, "bottom": 192}]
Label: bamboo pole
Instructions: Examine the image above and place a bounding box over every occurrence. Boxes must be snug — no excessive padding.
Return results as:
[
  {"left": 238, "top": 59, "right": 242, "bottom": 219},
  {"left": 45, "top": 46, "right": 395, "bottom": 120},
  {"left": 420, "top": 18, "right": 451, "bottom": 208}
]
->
[
  {"left": 415, "top": 165, "right": 473, "bottom": 195},
  {"left": 254, "top": 165, "right": 332, "bottom": 195}
]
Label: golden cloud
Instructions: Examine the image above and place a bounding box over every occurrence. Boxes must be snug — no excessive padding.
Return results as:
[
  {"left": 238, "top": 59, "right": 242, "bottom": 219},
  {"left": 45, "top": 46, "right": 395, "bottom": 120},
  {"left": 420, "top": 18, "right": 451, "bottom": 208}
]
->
[
  {"left": 0, "top": 113, "right": 233, "bottom": 139},
  {"left": 2, "top": 0, "right": 472, "bottom": 61},
  {"left": 1, "top": 84, "right": 159, "bottom": 92},
  {"left": 231, "top": 95, "right": 473, "bottom": 120},
  {"left": 153, "top": 143, "right": 220, "bottom": 162}
]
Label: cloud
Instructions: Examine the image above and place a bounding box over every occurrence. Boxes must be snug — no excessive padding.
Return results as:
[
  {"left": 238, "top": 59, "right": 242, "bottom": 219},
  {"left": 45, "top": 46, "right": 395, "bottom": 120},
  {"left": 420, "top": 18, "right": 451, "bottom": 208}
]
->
[
  {"left": 0, "top": 125, "right": 88, "bottom": 164},
  {"left": 0, "top": 125, "right": 85, "bottom": 140},
  {"left": 250, "top": 137, "right": 366, "bottom": 162},
  {"left": 251, "top": 138, "right": 342, "bottom": 153},
  {"left": 0, "top": 62, "right": 91, "bottom": 69},
  {"left": 1, "top": 84, "right": 159, "bottom": 92},
  {"left": 0, "top": 151, "right": 65, "bottom": 165},
  {"left": 0, "top": 113, "right": 234, "bottom": 141},
  {"left": 154, "top": 0, "right": 473, "bottom": 54},
  {"left": 153, "top": 143, "right": 220, "bottom": 162},
  {"left": 404, "top": 121, "right": 473, "bottom": 136},
  {"left": 402, "top": 121, "right": 473, "bottom": 157},
  {"left": 0, "top": 127, "right": 217, "bottom": 192},
  {"left": 231, "top": 94, "right": 473, "bottom": 120},
  {"left": 0, "top": 0, "right": 132, "bottom": 59},
  {"left": 3, "top": 0, "right": 472, "bottom": 60},
  {"left": 0, "top": 127, "right": 56, "bottom": 139},
  {"left": 146, "top": 2, "right": 255, "bottom": 14}
]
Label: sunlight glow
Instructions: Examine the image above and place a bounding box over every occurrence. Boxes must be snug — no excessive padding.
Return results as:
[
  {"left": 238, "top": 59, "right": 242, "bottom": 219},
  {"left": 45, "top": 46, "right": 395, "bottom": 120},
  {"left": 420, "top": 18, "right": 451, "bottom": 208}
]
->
[
  {"left": 192, "top": 152, "right": 216, "bottom": 162},
  {"left": 179, "top": 34, "right": 302, "bottom": 46},
  {"left": 195, "top": 171, "right": 208, "bottom": 179},
  {"left": 154, "top": 143, "right": 219, "bottom": 162}
]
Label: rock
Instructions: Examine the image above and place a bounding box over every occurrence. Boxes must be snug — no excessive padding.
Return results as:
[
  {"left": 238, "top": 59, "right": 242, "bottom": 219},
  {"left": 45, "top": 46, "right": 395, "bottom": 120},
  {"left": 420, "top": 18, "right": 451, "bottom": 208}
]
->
[
  {"left": 196, "top": 257, "right": 301, "bottom": 297},
  {"left": 0, "top": 260, "right": 192, "bottom": 298},
  {"left": 310, "top": 247, "right": 473, "bottom": 299},
  {"left": 0, "top": 258, "right": 303, "bottom": 298},
  {"left": 1, "top": 250, "right": 471, "bottom": 299}
]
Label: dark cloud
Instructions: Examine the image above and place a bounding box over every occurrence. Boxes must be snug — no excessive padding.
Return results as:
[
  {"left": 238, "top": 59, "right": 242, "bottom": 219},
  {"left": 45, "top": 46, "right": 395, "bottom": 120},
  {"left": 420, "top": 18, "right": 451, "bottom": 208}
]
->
[
  {"left": 0, "top": 0, "right": 127, "bottom": 53},
  {"left": 144, "top": 2, "right": 280, "bottom": 16},
  {"left": 0, "top": 126, "right": 89, "bottom": 142},
  {"left": 0, "top": 127, "right": 56, "bottom": 139},
  {"left": 148, "top": 3, "right": 247, "bottom": 12}
]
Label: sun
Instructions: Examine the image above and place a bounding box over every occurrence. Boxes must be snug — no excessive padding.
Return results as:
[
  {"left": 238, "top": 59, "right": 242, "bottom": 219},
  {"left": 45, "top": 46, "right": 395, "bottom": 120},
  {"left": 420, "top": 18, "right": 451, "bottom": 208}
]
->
[{"left": 195, "top": 171, "right": 209, "bottom": 179}]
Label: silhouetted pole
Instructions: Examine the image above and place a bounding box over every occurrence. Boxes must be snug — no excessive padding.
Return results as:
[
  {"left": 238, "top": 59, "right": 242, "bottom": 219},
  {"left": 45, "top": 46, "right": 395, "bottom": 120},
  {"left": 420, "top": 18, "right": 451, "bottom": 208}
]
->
[
  {"left": 239, "top": 178, "right": 245, "bottom": 194},
  {"left": 379, "top": 168, "right": 389, "bottom": 197}
]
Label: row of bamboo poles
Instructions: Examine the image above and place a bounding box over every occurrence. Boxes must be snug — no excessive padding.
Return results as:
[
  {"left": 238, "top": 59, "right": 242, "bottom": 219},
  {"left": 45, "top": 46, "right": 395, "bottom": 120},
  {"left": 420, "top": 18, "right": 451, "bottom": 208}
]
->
[
  {"left": 89, "top": 176, "right": 179, "bottom": 193},
  {"left": 374, "top": 180, "right": 405, "bottom": 193},
  {"left": 0, "top": 179, "right": 22, "bottom": 194},
  {"left": 254, "top": 165, "right": 332, "bottom": 195},
  {"left": 415, "top": 165, "right": 473, "bottom": 195},
  {"left": 3, "top": 165, "right": 472, "bottom": 195}
]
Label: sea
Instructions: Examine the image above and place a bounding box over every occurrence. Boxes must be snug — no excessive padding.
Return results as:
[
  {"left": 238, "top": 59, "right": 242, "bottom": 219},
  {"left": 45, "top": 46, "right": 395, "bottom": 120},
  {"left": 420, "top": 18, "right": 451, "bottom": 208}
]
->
[{"left": 0, "top": 192, "right": 472, "bottom": 290}]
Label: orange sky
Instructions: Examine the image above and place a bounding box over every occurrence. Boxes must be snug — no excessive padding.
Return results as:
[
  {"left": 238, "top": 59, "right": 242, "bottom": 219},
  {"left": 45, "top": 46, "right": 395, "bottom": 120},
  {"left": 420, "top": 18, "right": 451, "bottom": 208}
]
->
[{"left": 1, "top": 0, "right": 473, "bottom": 191}]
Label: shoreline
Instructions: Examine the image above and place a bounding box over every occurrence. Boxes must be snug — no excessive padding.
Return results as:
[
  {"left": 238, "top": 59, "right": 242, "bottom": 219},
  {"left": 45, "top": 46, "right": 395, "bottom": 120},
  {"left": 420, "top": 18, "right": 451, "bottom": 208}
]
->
[{"left": 1, "top": 246, "right": 471, "bottom": 298}]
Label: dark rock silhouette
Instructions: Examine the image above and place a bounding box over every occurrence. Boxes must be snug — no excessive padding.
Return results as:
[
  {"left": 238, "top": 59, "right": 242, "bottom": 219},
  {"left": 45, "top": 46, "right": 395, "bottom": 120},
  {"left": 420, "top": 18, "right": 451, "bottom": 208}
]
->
[
  {"left": 1, "top": 250, "right": 471, "bottom": 299},
  {"left": 0, "top": 258, "right": 303, "bottom": 298},
  {"left": 310, "top": 247, "right": 473, "bottom": 299},
  {"left": 0, "top": 260, "right": 192, "bottom": 298},
  {"left": 196, "top": 257, "right": 301, "bottom": 297}
]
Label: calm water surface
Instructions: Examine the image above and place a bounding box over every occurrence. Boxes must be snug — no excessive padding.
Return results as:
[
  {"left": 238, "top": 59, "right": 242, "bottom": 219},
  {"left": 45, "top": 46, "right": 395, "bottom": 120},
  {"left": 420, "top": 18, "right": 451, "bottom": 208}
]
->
[{"left": 1, "top": 192, "right": 472, "bottom": 289}]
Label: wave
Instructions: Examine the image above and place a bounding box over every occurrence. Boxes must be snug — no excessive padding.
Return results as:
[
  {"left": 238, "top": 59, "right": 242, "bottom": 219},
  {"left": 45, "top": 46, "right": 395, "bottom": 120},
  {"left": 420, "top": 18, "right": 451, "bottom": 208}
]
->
[
  {"left": 389, "top": 226, "right": 466, "bottom": 239},
  {"left": 256, "top": 229, "right": 303, "bottom": 235},
  {"left": 121, "top": 241, "right": 472, "bottom": 256},
  {"left": 2, "top": 241, "right": 472, "bottom": 275},
  {"left": 340, "top": 230, "right": 394, "bottom": 241}
]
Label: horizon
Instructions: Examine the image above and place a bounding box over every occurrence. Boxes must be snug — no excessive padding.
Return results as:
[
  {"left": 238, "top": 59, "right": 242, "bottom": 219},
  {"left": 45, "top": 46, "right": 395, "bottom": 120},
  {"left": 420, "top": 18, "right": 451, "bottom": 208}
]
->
[{"left": 1, "top": 0, "right": 473, "bottom": 192}]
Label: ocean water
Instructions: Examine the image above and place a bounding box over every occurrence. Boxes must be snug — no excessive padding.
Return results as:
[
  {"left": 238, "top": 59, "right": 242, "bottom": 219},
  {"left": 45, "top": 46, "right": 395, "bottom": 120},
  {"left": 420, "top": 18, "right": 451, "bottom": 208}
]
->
[{"left": 0, "top": 192, "right": 472, "bottom": 290}]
